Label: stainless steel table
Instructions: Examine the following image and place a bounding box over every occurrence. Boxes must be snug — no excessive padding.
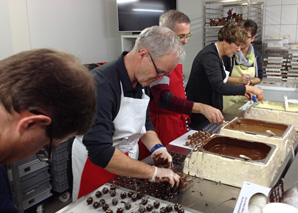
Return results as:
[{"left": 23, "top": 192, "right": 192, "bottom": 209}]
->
[{"left": 60, "top": 102, "right": 297, "bottom": 213}]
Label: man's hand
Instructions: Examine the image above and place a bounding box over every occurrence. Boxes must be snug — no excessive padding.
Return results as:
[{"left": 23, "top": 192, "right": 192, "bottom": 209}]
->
[
  {"left": 151, "top": 147, "right": 173, "bottom": 168},
  {"left": 200, "top": 104, "right": 224, "bottom": 124},
  {"left": 151, "top": 166, "right": 180, "bottom": 187}
]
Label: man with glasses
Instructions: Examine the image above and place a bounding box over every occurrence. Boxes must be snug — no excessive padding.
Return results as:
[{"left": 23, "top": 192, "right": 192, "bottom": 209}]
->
[
  {"left": 186, "top": 22, "right": 264, "bottom": 129},
  {"left": 0, "top": 48, "right": 97, "bottom": 212},
  {"left": 71, "top": 26, "right": 185, "bottom": 201},
  {"left": 139, "top": 10, "right": 224, "bottom": 160}
]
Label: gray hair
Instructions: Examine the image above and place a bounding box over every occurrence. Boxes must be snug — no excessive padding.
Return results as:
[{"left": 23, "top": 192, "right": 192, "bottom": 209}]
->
[
  {"left": 159, "top": 10, "right": 191, "bottom": 31},
  {"left": 132, "top": 26, "right": 185, "bottom": 61}
]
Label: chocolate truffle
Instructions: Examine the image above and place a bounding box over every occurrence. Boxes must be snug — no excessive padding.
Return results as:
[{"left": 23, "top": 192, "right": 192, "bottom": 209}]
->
[
  {"left": 92, "top": 201, "right": 99, "bottom": 209},
  {"left": 120, "top": 192, "right": 127, "bottom": 199},
  {"left": 174, "top": 203, "right": 179, "bottom": 211},
  {"left": 177, "top": 206, "right": 185, "bottom": 213},
  {"left": 95, "top": 190, "right": 102, "bottom": 198},
  {"left": 138, "top": 206, "right": 145, "bottom": 213},
  {"left": 102, "top": 203, "right": 109, "bottom": 211},
  {"left": 116, "top": 208, "right": 124, "bottom": 213},
  {"left": 141, "top": 197, "right": 148, "bottom": 205},
  {"left": 102, "top": 187, "right": 109, "bottom": 194},
  {"left": 106, "top": 209, "right": 113, "bottom": 213},
  {"left": 110, "top": 184, "right": 116, "bottom": 191},
  {"left": 160, "top": 207, "right": 166, "bottom": 213},
  {"left": 146, "top": 204, "right": 153, "bottom": 212},
  {"left": 166, "top": 204, "right": 173, "bottom": 212},
  {"left": 110, "top": 190, "right": 116, "bottom": 197},
  {"left": 112, "top": 198, "right": 118, "bottom": 206},
  {"left": 99, "top": 199, "right": 106, "bottom": 205},
  {"left": 137, "top": 192, "right": 144, "bottom": 199},
  {"left": 128, "top": 191, "right": 134, "bottom": 198},
  {"left": 86, "top": 197, "right": 93, "bottom": 205},
  {"left": 153, "top": 200, "right": 160, "bottom": 208},
  {"left": 125, "top": 202, "right": 131, "bottom": 210},
  {"left": 131, "top": 194, "right": 138, "bottom": 202}
]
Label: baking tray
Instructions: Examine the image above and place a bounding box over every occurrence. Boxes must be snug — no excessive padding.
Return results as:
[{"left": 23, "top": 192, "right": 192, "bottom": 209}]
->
[{"left": 57, "top": 183, "right": 198, "bottom": 213}]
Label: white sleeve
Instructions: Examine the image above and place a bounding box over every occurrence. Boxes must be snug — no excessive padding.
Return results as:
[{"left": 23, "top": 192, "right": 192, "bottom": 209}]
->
[{"left": 223, "top": 70, "right": 230, "bottom": 83}]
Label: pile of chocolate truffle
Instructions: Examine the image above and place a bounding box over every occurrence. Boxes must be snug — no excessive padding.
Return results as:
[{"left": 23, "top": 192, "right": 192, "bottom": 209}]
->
[
  {"left": 111, "top": 172, "right": 191, "bottom": 201},
  {"left": 86, "top": 183, "right": 186, "bottom": 212},
  {"left": 184, "top": 131, "right": 212, "bottom": 147},
  {"left": 153, "top": 151, "right": 187, "bottom": 168}
]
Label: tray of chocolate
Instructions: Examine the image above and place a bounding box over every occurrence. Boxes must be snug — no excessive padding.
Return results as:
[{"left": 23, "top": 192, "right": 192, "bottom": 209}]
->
[
  {"left": 169, "top": 130, "right": 213, "bottom": 149},
  {"left": 58, "top": 183, "right": 195, "bottom": 213}
]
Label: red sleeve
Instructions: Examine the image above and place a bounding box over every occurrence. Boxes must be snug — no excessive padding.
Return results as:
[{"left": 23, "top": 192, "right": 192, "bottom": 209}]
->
[{"left": 150, "top": 83, "right": 194, "bottom": 115}]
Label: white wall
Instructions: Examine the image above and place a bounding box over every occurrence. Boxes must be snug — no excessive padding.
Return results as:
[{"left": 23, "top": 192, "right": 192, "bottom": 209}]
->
[
  {"left": 0, "top": 0, "right": 14, "bottom": 59},
  {"left": 178, "top": 0, "right": 204, "bottom": 82},
  {"left": 0, "top": 0, "right": 202, "bottom": 82},
  {"left": 261, "top": 0, "right": 298, "bottom": 43},
  {"left": 0, "top": 0, "right": 122, "bottom": 63}
]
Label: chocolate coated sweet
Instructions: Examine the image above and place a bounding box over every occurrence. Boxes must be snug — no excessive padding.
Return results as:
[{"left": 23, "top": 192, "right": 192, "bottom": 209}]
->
[
  {"left": 125, "top": 202, "right": 131, "bottom": 210},
  {"left": 106, "top": 208, "right": 113, "bottom": 213},
  {"left": 102, "top": 187, "right": 109, "bottom": 194},
  {"left": 110, "top": 184, "right": 116, "bottom": 191},
  {"left": 110, "top": 190, "right": 116, "bottom": 197},
  {"left": 99, "top": 199, "right": 106, "bottom": 205},
  {"left": 102, "top": 203, "right": 109, "bottom": 211},
  {"left": 137, "top": 192, "right": 144, "bottom": 199},
  {"left": 177, "top": 206, "right": 185, "bottom": 213},
  {"left": 153, "top": 200, "right": 160, "bottom": 208},
  {"left": 146, "top": 203, "right": 153, "bottom": 211},
  {"left": 95, "top": 190, "right": 102, "bottom": 198},
  {"left": 160, "top": 207, "right": 166, "bottom": 213},
  {"left": 128, "top": 191, "right": 134, "bottom": 198},
  {"left": 166, "top": 204, "right": 173, "bottom": 212},
  {"left": 131, "top": 194, "right": 138, "bottom": 202},
  {"left": 120, "top": 192, "right": 127, "bottom": 199},
  {"left": 116, "top": 207, "right": 124, "bottom": 213},
  {"left": 138, "top": 205, "right": 145, "bottom": 213},
  {"left": 92, "top": 201, "right": 99, "bottom": 209},
  {"left": 141, "top": 197, "right": 148, "bottom": 205},
  {"left": 112, "top": 198, "right": 118, "bottom": 206},
  {"left": 86, "top": 197, "right": 93, "bottom": 205}
]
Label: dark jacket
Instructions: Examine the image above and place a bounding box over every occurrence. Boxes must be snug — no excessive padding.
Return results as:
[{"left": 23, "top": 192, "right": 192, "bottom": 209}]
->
[{"left": 186, "top": 43, "right": 245, "bottom": 127}]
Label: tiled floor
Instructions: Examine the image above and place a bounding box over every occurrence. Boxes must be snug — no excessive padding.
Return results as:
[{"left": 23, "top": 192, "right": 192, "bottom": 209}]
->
[
  {"left": 43, "top": 194, "right": 71, "bottom": 213},
  {"left": 24, "top": 192, "right": 72, "bottom": 213}
]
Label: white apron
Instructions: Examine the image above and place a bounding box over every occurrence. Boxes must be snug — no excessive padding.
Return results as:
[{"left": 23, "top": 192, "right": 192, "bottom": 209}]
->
[
  {"left": 72, "top": 82, "right": 149, "bottom": 201},
  {"left": 223, "top": 58, "right": 256, "bottom": 111}
]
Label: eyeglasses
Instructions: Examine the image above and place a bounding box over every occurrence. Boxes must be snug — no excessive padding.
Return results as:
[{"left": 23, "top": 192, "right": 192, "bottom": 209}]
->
[
  {"left": 30, "top": 110, "right": 53, "bottom": 163},
  {"left": 234, "top": 42, "right": 242, "bottom": 48},
  {"left": 178, "top": 33, "right": 192, "bottom": 41},
  {"left": 148, "top": 52, "right": 167, "bottom": 77}
]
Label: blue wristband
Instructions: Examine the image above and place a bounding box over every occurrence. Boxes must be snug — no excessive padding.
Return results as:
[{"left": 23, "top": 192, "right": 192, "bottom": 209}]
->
[{"left": 150, "top": 144, "right": 164, "bottom": 155}]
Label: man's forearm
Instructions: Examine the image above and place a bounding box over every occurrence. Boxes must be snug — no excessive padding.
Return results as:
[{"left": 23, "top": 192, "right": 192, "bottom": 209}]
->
[{"left": 105, "top": 148, "right": 155, "bottom": 179}]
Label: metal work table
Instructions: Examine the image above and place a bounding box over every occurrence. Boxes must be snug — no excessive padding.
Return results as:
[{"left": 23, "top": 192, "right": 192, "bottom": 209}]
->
[{"left": 59, "top": 102, "right": 298, "bottom": 212}]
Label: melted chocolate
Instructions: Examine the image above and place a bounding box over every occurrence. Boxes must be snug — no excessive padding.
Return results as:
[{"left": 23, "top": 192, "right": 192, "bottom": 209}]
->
[
  {"left": 225, "top": 118, "right": 286, "bottom": 136},
  {"left": 202, "top": 136, "right": 271, "bottom": 160}
]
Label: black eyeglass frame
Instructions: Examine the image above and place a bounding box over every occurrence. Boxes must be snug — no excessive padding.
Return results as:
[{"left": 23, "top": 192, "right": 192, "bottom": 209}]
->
[
  {"left": 29, "top": 110, "right": 53, "bottom": 163},
  {"left": 148, "top": 52, "right": 167, "bottom": 77}
]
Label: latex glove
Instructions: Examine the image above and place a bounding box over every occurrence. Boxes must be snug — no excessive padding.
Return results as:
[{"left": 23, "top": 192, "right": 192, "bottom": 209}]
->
[
  {"left": 151, "top": 166, "right": 180, "bottom": 187},
  {"left": 151, "top": 147, "right": 173, "bottom": 168}
]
